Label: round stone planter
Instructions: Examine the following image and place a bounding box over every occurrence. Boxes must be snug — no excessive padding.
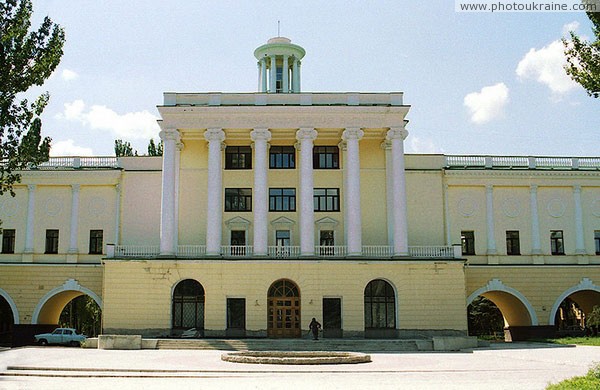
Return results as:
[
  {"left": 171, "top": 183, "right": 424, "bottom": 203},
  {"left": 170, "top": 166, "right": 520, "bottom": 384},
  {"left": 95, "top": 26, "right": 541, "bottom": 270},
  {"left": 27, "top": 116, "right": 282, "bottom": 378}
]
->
[{"left": 221, "top": 351, "right": 371, "bottom": 365}]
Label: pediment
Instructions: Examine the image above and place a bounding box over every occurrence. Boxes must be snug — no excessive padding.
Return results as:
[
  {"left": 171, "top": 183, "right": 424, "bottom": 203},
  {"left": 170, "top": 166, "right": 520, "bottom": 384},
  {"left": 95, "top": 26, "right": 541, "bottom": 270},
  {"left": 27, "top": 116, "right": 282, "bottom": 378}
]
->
[
  {"left": 270, "top": 216, "right": 296, "bottom": 227},
  {"left": 225, "top": 216, "right": 251, "bottom": 228},
  {"left": 315, "top": 216, "right": 339, "bottom": 227}
]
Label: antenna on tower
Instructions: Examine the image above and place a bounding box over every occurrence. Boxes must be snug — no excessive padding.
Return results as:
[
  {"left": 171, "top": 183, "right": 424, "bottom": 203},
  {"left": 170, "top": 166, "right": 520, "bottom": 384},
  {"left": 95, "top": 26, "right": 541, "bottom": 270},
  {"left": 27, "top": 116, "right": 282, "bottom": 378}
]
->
[{"left": 278, "top": 20, "right": 280, "bottom": 37}]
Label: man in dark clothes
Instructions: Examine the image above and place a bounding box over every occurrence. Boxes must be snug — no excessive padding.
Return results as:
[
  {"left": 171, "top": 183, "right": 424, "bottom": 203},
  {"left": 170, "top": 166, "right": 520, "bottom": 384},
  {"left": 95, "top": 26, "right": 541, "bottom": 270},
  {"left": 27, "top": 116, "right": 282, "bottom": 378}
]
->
[{"left": 309, "top": 318, "right": 321, "bottom": 340}]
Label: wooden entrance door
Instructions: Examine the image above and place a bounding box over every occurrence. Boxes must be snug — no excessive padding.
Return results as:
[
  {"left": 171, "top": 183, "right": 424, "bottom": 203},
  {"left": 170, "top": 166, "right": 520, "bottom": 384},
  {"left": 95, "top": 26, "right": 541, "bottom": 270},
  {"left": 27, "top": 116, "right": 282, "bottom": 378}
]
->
[{"left": 267, "top": 279, "right": 301, "bottom": 338}]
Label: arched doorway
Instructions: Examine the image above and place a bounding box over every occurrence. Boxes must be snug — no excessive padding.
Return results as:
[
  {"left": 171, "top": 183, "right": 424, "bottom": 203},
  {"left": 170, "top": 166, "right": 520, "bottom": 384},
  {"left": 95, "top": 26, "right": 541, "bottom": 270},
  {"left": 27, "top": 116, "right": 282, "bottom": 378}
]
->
[
  {"left": 467, "top": 296, "right": 504, "bottom": 340},
  {"left": 172, "top": 279, "right": 205, "bottom": 336},
  {"left": 364, "top": 279, "right": 396, "bottom": 338},
  {"left": 550, "top": 279, "right": 600, "bottom": 335},
  {"left": 59, "top": 295, "right": 102, "bottom": 337},
  {"left": 0, "top": 295, "right": 15, "bottom": 345},
  {"left": 33, "top": 279, "right": 102, "bottom": 327},
  {"left": 267, "top": 279, "right": 301, "bottom": 338}
]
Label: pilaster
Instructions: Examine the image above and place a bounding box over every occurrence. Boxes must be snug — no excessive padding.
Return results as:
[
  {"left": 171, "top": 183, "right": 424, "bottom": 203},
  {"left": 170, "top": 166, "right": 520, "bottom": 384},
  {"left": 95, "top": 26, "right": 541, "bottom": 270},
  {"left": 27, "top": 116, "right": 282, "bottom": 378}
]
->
[
  {"left": 296, "top": 127, "right": 317, "bottom": 256},
  {"left": 342, "top": 127, "right": 364, "bottom": 256},
  {"left": 251, "top": 128, "right": 272, "bottom": 256},
  {"left": 386, "top": 127, "right": 409, "bottom": 257},
  {"left": 205, "top": 128, "right": 226, "bottom": 256}
]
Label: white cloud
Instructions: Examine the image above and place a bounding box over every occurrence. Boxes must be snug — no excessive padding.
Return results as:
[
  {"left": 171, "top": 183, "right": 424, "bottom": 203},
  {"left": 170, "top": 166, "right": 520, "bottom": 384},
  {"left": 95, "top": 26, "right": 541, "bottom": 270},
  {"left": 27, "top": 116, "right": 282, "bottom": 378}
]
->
[
  {"left": 50, "top": 139, "right": 94, "bottom": 156},
  {"left": 61, "top": 69, "right": 79, "bottom": 81},
  {"left": 463, "top": 82, "right": 509, "bottom": 124},
  {"left": 515, "top": 40, "right": 579, "bottom": 95},
  {"left": 562, "top": 21, "right": 579, "bottom": 37},
  {"left": 57, "top": 100, "right": 160, "bottom": 140},
  {"left": 406, "top": 136, "right": 443, "bottom": 154}
]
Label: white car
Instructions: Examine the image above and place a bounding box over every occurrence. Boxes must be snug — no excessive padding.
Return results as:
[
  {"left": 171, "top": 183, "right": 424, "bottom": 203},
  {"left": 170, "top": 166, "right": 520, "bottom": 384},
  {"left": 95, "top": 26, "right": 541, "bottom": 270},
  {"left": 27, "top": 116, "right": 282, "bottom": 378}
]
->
[{"left": 34, "top": 328, "right": 86, "bottom": 347}]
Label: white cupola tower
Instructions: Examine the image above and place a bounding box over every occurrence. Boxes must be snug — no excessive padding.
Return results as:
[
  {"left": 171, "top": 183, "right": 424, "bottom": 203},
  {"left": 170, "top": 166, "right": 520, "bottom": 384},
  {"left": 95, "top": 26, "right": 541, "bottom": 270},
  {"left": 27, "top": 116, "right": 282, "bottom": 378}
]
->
[{"left": 254, "top": 37, "right": 306, "bottom": 93}]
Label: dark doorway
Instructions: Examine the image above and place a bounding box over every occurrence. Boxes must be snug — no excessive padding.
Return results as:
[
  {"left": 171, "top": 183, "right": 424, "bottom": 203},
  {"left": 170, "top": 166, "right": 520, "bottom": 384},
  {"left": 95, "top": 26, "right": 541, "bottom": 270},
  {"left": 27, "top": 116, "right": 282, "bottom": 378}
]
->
[
  {"left": 0, "top": 296, "right": 14, "bottom": 346},
  {"left": 323, "top": 298, "right": 342, "bottom": 338},
  {"left": 227, "top": 298, "right": 246, "bottom": 337},
  {"left": 267, "top": 279, "right": 301, "bottom": 338},
  {"left": 172, "top": 279, "right": 205, "bottom": 336}
]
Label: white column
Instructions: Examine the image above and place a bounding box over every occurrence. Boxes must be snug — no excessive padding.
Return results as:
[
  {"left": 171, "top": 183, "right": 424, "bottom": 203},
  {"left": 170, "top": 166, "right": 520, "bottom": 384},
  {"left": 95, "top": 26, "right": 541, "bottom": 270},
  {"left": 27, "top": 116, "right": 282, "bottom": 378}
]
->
[
  {"left": 342, "top": 128, "right": 364, "bottom": 256},
  {"left": 269, "top": 55, "right": 277, "bottom": 93},
  {"left": 282, "top": 55, "right": 289, "bottom": 93},
  {"left": 386, "top": 128, "right": 409, "bottom": 256},
  {"left": 340, "top": 142, "right": 348, "bottom": 247},
  {"left": 485, "top": 185, "right": 497, "bottom": 255},
  {"left": 173, "top": 142, "right": 183, "bottom": 252},
  {"left": 24, "top": 184, "right": 36, "bottom": 253},
  {"left": 530, "top": 185, "right": 542, "bottom": 254},
  {"left": 444, "top": 183, "right": 451, "bottom": 245},
  {"left": 159, "top": 129, "right": 180, "bottom": 256},
  {"left": 251, "top": 128, "right": 272, "bottom": 256},
  {"left": 68, "top": 184, "right": 80, "bottom": 254},
  {"left": 381, "top": 141, "right": 394, "bottom": 247},
  {"left": 574, "top": 185, "right": 585, "bottom": 254},
  {"left": 292, "top": 58, "right": 299, "bottom": 92},
  {"left": 205, "top": 128, "right": 226, "bottom": 256},
  {"left": 297, "top": 61, "right": 301, "bottom": 92},
  {"left": 114, "top": 183, "right": 121, "bottom": 245},
  {"left": 260, "top": 58, "right": 267, "bottom": 93},
  {"left": 296, "top": 128, "right": 317, "bottom": 256}
]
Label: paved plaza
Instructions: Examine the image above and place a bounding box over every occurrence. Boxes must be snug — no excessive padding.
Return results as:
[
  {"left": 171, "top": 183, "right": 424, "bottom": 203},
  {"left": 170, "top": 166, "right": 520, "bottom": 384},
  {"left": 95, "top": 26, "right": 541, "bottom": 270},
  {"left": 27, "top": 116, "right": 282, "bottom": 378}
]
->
[{"left": 1, "top": 342, "right": 599, "bottom": 389}]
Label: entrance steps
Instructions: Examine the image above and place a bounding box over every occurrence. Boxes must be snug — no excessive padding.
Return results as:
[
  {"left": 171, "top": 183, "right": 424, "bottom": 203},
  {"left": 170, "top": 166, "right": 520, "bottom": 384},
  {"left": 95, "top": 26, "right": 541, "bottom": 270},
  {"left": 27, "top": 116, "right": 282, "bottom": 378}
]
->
[{"left": 154, "top": 338, "right": 434, "bottom": 352}]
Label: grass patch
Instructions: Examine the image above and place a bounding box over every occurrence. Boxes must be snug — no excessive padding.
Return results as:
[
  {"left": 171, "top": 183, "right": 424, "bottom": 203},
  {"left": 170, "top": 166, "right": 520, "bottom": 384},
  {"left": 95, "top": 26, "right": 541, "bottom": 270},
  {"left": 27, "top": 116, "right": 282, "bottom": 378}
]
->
[
  {"left": 535, "top": 337, "right": 600, "bottom": 346},
  {"left": 547, "top": 364, "right": 600, "bottom": 389}
]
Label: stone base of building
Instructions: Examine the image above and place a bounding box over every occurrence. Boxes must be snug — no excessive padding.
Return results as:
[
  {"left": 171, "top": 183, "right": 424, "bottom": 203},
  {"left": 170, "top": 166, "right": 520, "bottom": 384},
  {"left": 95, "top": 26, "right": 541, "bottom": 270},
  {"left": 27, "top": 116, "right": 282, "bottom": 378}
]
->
[
  {"left": 504, "top": 325, "right": 557, "bottom": 341},
  {"left": 10, "top": 324, "right": 57, "bottom": 347}
]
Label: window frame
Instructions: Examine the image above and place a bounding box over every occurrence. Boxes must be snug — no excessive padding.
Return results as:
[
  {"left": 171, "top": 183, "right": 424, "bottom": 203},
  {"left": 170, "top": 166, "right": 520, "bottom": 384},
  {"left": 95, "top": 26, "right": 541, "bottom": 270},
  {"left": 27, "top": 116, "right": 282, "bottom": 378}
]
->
[
  {"left": 313, "top": 188, "right": 340, "bottom": 212},
  {"left": 45, "top": 229, "right": 59, "bottom": 254},
  {"left": 269, "top": 188, "right": 296, "bottom": 212},
  {"left": 89, "top": 230, "right": 103, "bottom": 255},
  {"left": 269, "top": 146, "right": 296, "bottom": 169},
  {"left": 313, "top": 146, "right": 340, "bottom": 169},
  {"left": 595, "top": 230, "right": 600, "bottom": 255},
  {"left": 551, "top": 230, "right": 565, "bottom": 255},
  {"left": 1, "top": 229, "right": 16, "bottom": 254},
  {"left": 224, "top": 188, "right": 252, "bottom": 212},
  {"left": 505, "top": 230, "right": 520, "bottom": 255},
  {"left": 225, "top": 146, "right": 252, "bottom": 170},
  {"left": 461, "top": 231, "right": 475, "bottom": 255}
]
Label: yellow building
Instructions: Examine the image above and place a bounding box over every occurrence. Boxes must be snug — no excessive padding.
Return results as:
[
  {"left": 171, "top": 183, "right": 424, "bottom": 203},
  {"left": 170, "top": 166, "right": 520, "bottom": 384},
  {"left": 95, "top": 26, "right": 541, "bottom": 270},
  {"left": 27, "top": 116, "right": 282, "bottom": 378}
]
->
[{"left": 1, "top": 37, "right": 599, "bottom": 345}]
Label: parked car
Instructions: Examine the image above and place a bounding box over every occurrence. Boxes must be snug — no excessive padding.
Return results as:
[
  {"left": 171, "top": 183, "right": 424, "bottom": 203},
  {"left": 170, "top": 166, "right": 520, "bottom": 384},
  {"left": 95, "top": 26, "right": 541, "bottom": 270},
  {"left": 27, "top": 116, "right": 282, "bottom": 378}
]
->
[{"left": 34, "top": 328, "right": 86, "bottom": 347}]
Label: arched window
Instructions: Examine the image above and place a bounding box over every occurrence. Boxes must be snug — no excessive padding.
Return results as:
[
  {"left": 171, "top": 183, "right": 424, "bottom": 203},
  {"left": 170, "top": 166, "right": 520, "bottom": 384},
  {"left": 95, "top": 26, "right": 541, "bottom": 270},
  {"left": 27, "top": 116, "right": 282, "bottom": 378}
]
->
[
  {"left": 172, "top": 279, "right": 205, "bottom": 330},
  {"left": 364, "top": 279, "right": 395, "bottom": 329}
]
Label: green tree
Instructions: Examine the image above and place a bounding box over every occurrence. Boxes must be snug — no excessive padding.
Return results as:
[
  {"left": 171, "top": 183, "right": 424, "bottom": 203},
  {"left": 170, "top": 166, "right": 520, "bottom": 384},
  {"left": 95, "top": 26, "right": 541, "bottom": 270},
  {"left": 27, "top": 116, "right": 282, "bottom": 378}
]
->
[
  {"left": 0, "top": 0, "right": 64, "bottom": 196},
  {"left": 147, "top": 138, "right": 163, "bottom": 156},
  {"left": 587, "top": 305, "right": 600, "bottom": 329},
  {"left": 468, "top": 296, "right": 504, "bottom": 337},
  {"left": 114, "top": 139, "right": 137, "bottom": 157},
  {"left": 563, "top": 8, "right": 600, "bottom": 98}
]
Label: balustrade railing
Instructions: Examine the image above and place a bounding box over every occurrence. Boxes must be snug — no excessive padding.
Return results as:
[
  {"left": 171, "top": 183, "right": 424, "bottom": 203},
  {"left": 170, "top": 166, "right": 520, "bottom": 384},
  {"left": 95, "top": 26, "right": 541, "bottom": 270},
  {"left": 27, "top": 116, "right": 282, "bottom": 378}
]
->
[
  {"left": 221, "top": 245, "right": 254, "bottom": 257},
  {"left": 409, "top": 246, "right": 455, "bottom": 258},
  {"left": 114, "top": 245, "right": 159, "bottom": 257},
  {"left": 315, "top": 245, "right": 347, "bottom": 257},
  {"left": 362, "top": 245, "right": 393, "bottom": 257},
  {"left": 268, "top": 246, "right": 301, "bottom": 258},
  {"left": 34, "top": 156, "right": 119, "bottom": 169},
  {"left": 177, "top": 245, "right": 206, "bottom": 257},
  {"left": 446, "top": 155, "right": 600, "bottom": 170}
]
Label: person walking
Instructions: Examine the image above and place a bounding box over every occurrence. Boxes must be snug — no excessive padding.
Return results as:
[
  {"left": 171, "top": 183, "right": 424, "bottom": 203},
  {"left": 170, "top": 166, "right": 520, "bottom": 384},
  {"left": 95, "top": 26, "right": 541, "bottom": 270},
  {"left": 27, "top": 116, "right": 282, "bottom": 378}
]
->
[{"left": 309, "top": 318, "right": 321, "bottom": 340}]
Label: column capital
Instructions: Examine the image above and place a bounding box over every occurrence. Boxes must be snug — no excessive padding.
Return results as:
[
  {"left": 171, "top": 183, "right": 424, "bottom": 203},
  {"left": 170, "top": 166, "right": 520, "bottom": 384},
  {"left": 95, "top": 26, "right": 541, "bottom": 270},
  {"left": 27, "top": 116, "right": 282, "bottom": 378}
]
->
[
  {"left": 337, "top": 141, "right": 347, "bottom": 151},
  {"left": 296, "top": 127, "right": 317, "bottom": 141},
  {"left": 115, "top": 183, "right": 121, "bottom": 193},
  {"left": 250, "top": 128, "right": 272, "bottom": 142},
  {"left": 159, "top": 129, "right": 180, "bottom": 142},
  {"left": 530, "top": 184, "right": 538, "bottom": 193},
  {"left": 71, "top": 184, "right": 81, "bottom": 193},
  {"left": 486, "top": 184, "right": 493, "bottom": 193},
  {"left": 204, "top": 128, "right": 225, "bottom": 142},
  {"left": 176, "top": 142, "right": 184, "bottom": 152},
  {"left": 27, "top": 184, "right": 36, "bottom": 191},
  {"left": 342, "top": 128, "right": 364, "bottom": 141},
  {"left": 386, "top": 127, "right": 409, "bottom": 141},
  {"left": 573, "top": 185, "right": 582, "bottom": 193},
  {"left": 380, "top": 140, "right": 392, "bottom": 150}
]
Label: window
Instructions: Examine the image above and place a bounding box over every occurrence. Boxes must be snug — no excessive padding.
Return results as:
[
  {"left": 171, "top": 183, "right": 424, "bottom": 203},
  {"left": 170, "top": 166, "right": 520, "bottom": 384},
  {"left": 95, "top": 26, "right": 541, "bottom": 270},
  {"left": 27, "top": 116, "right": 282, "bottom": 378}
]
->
[
  {"left": 227, "top": 298, "right": 246, "bottom": 330},
  {"left": 506, "top": 231, "right": 520, "bottom": 255},
  {"left": 269, "top": 188, "right": 296, "bottom": 211},
  {"left": 172, "top": 279, "right": 204, "bottom": 330},
  {"left": 45, "top": 229, "right": 59, "bottom": 254},
  {"left": 596, "top": 231, "right": 600, "bottom": 255},
  {"left": 276, "top": 230, "right": 290, "bottom": 247},
  {"left": 313, "top": 146, "right": 339, "bottom": 169},
  {"left": 225, "top": 146, "right": 252, "bottom": 169},
  {"left": 314, "top": 188, "right": 340, "bottom": 211},
  {"left": 1, "top": 229, "right": 15, "bottom": 254},
  {"left": 319, "top": 230, "right": 334, "bottom": 256},
  {"left": 461, "top": 231, "right": 475, "bottom": 255},
  {"left": 269, "top": 146, "right": 295, "bottom": 169},
  {"left": 225, "top": 188, "right": 252, "bottom": 211},
  {"left": 89, "top": 230, "right": 103, "bottom": 254},
  {"left": 230, "top": 231, "right": 246, "bottom": 256},
  {"left": 364, "top": 279, "right": 395, "bottom": 329},
  {"left": 551, "top": 230, "right": 565, "bottom": 255}
]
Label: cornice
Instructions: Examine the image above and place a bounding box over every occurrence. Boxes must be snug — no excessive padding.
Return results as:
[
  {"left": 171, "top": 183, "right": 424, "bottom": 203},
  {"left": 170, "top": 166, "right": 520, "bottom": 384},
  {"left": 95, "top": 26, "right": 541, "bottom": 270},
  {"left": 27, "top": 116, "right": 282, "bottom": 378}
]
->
[{"left": 444, "top": 169, "right": 600, "bottom": 179}]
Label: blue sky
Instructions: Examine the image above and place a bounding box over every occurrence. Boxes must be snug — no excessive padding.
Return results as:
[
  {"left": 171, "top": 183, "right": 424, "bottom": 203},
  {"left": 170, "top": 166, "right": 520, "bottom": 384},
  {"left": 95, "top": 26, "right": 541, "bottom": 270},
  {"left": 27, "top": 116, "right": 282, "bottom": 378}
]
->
[{"left": 26, "top": 1, "right": 598, "bottom": 157}]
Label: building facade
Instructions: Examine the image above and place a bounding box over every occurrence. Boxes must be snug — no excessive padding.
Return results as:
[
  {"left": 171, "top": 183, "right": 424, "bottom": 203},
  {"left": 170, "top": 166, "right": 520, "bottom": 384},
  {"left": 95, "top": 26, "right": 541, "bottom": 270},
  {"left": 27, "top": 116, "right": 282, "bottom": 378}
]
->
[{"left": 1, "top": 37, "right": 600, "bottom": 343}]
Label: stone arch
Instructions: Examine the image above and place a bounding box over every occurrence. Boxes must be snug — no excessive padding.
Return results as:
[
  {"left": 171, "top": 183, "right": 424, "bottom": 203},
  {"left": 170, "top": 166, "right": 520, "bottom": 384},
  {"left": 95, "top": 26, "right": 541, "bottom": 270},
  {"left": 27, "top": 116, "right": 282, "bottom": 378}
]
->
[
  {"left": 549, "top": 278, "right": 600, "bottom": 326},
  {"left": 364, "top": 278, "right": 398, "bottom": 338},
  {"left": 31, "top": 279, "right": 102, "bottom": 324},
  {"left": 0, "top": 287, "right": 19, "bottom": 325},
  {"left": 171, "top": 279, "right": 205, "bottom": 333},
  {"left": 467, "top": 279, "right": 538, "bottom": 326}
]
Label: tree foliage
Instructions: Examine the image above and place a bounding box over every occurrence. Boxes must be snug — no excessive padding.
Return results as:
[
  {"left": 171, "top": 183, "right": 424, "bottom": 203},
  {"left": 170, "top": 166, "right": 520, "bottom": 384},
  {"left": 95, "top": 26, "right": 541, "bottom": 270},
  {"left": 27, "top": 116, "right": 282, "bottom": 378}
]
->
[
  {"left": 147, "top": 138, "right": 163, "bottom": 156},
  {"left": 59, "top": 295, "right": 101, "bottom": 337},
  {"left": 563, "top": 9, "right": 600, "bottom": 98},
  {"left": 587, "top": 305, "right": 600, "bottom": 328},
  {"left": 0, "top": 0, "right": 64, "bottom": 195},
  {"left": 467, "top": 296, "right": 504, "bottom": 337},
  {"left": 114, "top": 139, "right": 137, "bottom": 157}
]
